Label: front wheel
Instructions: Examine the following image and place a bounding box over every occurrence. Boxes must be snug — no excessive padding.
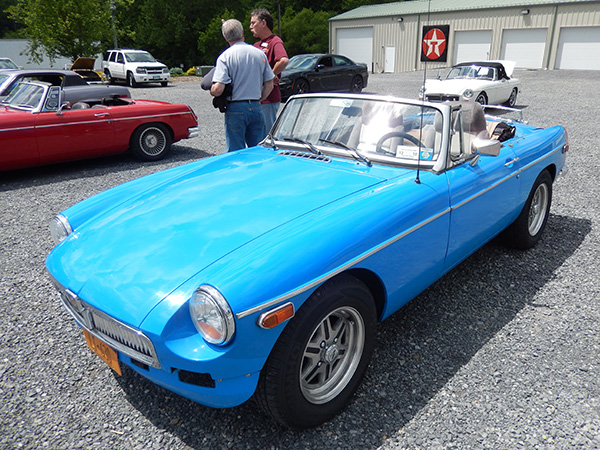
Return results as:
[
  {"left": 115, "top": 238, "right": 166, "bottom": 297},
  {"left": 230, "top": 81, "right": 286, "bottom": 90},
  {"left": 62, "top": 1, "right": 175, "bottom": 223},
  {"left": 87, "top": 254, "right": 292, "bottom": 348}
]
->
[
  {"left": 293, "top": 78, "right": 309, "bottom": 94},
  {"left": 130, "top": 123, "right": 172, "bottom": 161},
  {"left": 475, "top": 91, "right": 487, "bottom": 105},
  {"left": 127, "top": 71, "right": 138, "bottom": 88},
  {"left": 502, "top": 170, "right": 552, "bottom": 249},
  {"left": 256, "top": 274, "right": 377, "bottom": 429}
]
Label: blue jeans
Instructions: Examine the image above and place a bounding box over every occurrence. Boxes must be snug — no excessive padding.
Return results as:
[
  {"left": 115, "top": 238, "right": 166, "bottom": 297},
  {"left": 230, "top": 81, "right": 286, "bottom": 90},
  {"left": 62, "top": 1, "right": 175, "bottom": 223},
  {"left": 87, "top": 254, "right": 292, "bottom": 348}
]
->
[
  {"left": 261, "top": 102, "right": 280, "bottom": 135},
  {"left": 224, "top": 101, "right": 266, "bottom": 152}
]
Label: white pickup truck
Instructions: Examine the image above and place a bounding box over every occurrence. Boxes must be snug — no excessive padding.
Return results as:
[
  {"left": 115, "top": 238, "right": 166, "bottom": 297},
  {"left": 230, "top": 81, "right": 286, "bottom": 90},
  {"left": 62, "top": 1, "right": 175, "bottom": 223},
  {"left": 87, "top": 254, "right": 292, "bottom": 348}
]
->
[{"left": 103, "top": 49, "right": 170, "bottom": 87}]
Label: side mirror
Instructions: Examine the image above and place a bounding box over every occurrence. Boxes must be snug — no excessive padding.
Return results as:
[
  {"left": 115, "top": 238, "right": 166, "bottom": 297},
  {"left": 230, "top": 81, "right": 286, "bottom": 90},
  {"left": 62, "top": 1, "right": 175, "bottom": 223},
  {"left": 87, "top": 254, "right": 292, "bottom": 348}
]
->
[
  {"left": 472, "top": 138, "right": 502, "bottom": 156},
  {"left": 316, "top": 64, "right": 325, "bottom": 71},
  {"left": 56, "top": 102, "right": 70, "bottom": 115}
]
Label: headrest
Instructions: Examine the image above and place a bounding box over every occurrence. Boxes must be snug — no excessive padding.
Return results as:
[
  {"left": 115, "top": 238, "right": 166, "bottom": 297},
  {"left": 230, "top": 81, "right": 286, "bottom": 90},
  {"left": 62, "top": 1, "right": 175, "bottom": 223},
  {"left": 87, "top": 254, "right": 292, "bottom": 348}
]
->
[
  {"left": 71, "top": 102, "right": 90, "bottom": 109},
  {"left": 435, "top": 101, "right": 488, "bottom": 138}
]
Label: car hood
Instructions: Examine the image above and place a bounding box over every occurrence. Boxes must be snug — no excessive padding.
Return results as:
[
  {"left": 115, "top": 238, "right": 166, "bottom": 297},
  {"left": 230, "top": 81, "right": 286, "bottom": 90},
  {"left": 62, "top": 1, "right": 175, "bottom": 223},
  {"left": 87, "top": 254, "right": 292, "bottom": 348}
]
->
[
  {"left": 492, "top": 60, "right": 515, "bottom": 77},
  {"left": 128, "top": 61, "right": 166, "bottom": 68},
  {"left": 70, "top": 57, "right": 96, "bottom": 70},
  {"left": 425, "top": 78, "right": 491, "bottom": 94},
  {"left": 47, "top": 149, "right": 388, "bottom": 327},
  {"left": 281, "top": 67, "right": 308, "bottom": 78}
]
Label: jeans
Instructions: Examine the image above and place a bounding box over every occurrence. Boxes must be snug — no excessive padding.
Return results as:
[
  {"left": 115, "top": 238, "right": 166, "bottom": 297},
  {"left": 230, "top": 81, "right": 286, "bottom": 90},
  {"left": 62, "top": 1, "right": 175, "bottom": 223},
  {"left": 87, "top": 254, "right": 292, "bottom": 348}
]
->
[
  {"left": 224, "top": 101, "right": 266, "bottom": 152},
  {"left": 260, "top": 102, "right": 281, "bottom": 135}
]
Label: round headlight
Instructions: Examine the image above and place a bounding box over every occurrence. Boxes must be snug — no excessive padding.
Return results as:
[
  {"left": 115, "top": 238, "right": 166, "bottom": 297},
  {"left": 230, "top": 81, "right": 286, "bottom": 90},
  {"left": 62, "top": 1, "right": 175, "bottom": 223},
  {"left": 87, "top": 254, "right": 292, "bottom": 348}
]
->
[
  {"left": 463, "top": 89, "right": 474, "bottom": 99},
  {"left": 50, "top": 214, "right": 72, "bottom": 244},
  {"left": 190, "top": 285, "right": 235, "bottom": 345}
]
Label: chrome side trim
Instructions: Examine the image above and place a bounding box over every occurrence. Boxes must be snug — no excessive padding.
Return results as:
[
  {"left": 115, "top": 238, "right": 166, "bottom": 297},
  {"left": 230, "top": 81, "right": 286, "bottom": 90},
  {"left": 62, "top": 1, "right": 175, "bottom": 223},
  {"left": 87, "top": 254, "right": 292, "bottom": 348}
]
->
[
  {"left": 26, "top": 111, "right": 192, "bottom": 131},
  {"left": 452, "top": 144, "right": 563, "bottom": 211},
  {"left": 236, "top": 207, "right": 450, "bottom": 319},
  {"left": 237, "top": 142, "right": 565, "bottom": 320}
]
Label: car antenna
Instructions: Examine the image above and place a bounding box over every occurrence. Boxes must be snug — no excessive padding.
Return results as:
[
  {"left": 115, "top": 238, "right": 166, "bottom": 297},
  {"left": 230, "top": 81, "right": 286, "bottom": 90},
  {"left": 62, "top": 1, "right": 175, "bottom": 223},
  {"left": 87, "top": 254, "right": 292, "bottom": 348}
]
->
[{"left": 415, "top": 0, "right": 433, "bottom": 185}]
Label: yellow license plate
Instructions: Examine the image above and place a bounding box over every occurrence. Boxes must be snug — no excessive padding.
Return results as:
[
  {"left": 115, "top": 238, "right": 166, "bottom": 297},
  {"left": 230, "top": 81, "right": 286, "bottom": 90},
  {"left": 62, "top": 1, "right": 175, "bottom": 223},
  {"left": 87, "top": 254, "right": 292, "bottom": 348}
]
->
[{"left": 83, "top": 329, "right": 122, "bottom": 376}]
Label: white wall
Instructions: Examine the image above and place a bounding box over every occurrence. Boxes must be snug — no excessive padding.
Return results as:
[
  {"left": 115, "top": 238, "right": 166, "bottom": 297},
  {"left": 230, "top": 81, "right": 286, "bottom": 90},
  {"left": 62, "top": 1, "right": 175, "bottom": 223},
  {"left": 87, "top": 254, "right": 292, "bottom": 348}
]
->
[{"left": 0, "top": 39, "right": 75, "bottom": 69}]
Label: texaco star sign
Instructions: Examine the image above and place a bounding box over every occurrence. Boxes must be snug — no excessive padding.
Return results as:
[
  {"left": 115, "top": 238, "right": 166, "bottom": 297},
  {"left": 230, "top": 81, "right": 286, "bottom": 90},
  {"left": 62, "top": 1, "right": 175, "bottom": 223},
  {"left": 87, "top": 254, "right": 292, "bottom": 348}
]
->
[{"left": 421, "top": 25, "right": 449, "bottom": 62}]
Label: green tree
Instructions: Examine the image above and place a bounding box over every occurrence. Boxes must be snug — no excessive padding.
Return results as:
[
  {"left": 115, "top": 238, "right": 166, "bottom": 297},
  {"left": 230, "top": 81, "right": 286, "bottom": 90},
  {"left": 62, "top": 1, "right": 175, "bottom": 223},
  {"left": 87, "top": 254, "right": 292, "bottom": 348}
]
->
[
  {"left": 197, "top": 11, "right": 232, "bottom": 65},
  {"left": 281, "top": 8, "right": 332, "bottom": 56},
  {"left": 7, "top": 0, "right": 111, "bottom": 63},
  {"left": 0, "top": 0, "right": 21, "bottom": 37}
]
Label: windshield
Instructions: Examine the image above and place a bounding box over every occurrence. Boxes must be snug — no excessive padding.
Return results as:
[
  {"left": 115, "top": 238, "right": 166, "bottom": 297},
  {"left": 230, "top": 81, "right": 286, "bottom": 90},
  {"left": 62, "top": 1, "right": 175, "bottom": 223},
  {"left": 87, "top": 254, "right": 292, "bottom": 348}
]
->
[
  {"left": 447, "top": 65, "right": 495, "bottom": 80},
  {"left": 2, "top": 82, "right": 45, "bottom": 110},
  {"left": 286, "top": 55, "right": 319, "bottom": 70},
  {"left": 124, "top": 52, "right": 156, "bottom": 63},
  {"left": 0, "top": 59, "right": 18, "bottom": 69},
  {"left": 273, "top": 96, "right": 443, "bottom": 167}
]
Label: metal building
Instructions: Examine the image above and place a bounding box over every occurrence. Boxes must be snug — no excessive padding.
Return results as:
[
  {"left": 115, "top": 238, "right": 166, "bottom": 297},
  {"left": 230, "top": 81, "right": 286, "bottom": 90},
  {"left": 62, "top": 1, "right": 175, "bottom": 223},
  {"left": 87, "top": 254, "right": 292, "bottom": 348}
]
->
[{"left": 329, "top": 0, "right": 600, "bottom": 72}]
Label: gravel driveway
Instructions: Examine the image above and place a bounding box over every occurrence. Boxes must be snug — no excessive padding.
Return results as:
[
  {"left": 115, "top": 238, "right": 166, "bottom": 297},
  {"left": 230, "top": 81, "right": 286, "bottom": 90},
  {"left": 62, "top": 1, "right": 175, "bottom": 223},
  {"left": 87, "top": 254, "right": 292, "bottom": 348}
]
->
[{"left": 1, "top": 69, "right": 599, "bottom": 450}]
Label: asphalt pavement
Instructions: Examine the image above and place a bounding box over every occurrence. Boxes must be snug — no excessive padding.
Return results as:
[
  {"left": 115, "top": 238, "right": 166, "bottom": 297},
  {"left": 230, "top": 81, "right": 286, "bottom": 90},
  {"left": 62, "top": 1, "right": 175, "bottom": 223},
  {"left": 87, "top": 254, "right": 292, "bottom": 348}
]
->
[{"left": 1, "top": 69, "right": 599, "bottom": 449}]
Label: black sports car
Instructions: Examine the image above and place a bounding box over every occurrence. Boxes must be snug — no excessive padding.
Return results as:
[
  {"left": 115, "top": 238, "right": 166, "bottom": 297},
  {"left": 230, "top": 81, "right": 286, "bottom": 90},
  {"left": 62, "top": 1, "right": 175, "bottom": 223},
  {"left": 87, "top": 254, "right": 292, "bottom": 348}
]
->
[
  {"left": 0, "top": 69, "right": 130, "bottom": 104},
  {"left": 279, "top": 54, "right": 368, "bottom": 100}
]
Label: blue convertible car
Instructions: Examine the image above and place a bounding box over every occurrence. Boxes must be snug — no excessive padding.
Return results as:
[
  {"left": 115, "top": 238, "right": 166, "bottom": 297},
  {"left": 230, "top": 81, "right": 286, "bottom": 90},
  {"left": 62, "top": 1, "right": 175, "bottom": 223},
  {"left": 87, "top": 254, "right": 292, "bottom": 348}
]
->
[{"left": 46, "top": 93, "right": 567, "bottom": 428}]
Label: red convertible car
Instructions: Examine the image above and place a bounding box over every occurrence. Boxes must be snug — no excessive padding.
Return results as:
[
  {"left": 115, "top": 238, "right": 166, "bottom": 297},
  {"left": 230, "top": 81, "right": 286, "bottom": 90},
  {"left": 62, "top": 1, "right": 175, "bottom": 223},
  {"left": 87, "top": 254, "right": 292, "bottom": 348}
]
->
[{"left": 0, "top": 81, "right": 199, "bottom": 171}]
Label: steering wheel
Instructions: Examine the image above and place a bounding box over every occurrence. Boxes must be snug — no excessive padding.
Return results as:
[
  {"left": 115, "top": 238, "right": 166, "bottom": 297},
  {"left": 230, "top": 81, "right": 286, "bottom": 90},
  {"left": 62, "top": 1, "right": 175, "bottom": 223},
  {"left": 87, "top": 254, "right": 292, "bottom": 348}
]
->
[{"left": 375, "top": 132, "right": 424, "bottom": 155}]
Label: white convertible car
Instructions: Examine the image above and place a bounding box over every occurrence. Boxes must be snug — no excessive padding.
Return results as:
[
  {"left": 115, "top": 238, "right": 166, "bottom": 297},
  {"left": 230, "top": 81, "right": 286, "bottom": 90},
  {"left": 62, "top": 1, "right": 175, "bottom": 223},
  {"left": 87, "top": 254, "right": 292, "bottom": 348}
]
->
[{"left": 421, "top": 61, "right": 520, "bottom": 107}]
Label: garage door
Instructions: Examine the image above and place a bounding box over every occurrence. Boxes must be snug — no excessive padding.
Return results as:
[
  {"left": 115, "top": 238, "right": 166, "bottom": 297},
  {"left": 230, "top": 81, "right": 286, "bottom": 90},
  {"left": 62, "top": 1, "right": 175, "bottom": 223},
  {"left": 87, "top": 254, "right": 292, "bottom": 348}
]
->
[
  {"left": 555, "top": 26, "right": 600, "bottom": 70},
  {"left": 501, "top": 28, "right": 547, "bottom": 69},
  {"left": 336, "top": 27, "right": 373, "bottom": 67},
  {"left": 453, "top": 30, "right": 492, "bottom": 64}
]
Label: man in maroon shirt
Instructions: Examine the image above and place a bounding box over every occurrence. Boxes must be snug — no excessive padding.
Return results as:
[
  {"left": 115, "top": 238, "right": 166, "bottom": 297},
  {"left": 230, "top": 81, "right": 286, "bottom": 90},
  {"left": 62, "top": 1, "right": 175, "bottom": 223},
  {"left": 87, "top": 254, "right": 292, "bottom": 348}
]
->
[{"left": 250, "top": 8, "right": 289, "bottom": 134}]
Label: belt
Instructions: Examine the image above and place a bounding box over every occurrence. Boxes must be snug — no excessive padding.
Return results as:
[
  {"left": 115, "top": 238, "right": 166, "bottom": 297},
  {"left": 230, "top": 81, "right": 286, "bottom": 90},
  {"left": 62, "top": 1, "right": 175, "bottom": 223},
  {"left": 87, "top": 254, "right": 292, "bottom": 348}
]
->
[{"left": 230, "top": 99, "right": 260, "bottom": 103}]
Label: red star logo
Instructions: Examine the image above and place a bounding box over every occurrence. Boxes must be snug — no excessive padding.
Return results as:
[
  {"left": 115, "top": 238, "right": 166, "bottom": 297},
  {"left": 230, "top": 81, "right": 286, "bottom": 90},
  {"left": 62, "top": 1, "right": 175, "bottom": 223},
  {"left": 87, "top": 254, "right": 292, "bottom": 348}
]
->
[{"left": 423, "top": 29, "right": 447, "bottom": 60}]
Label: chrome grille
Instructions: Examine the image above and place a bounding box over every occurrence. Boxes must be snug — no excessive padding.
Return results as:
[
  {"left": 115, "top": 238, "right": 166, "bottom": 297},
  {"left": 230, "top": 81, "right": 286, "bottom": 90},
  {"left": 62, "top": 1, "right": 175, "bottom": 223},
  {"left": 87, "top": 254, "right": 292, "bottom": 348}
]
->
[
  {"left": 278, "top": 150, "right": 331, "bottom": 162},
  {"left": 143, "top": 67, "right": 164, "bottom": 74},
  {"left": 426, "top": 94, "right": 459, "bottom": 102},
  {"left": 50, "top": 276, "right": 160, "bottom": 368}
]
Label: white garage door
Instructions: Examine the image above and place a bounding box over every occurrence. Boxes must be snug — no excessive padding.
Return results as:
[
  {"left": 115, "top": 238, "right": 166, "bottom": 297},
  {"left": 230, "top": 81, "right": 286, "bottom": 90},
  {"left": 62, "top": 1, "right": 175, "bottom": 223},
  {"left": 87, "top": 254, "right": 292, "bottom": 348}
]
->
[
  {"left": 555, "top": 26, "right": 600, "bottom": 70},
  {"left": 453, "top": 30, "right": 492, "bottom": 64},
  {"left": 501, "top": 28, "right": 547, "bottom": 69},
  {"left": 336, "top": 27, "right": 373, "bottom": 67}
]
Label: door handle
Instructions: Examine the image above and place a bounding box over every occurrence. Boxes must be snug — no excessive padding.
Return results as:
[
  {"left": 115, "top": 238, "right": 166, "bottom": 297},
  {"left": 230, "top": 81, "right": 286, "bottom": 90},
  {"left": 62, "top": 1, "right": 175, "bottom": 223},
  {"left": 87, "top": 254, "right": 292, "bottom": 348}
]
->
[
  {"left": 504, "top": 157, "right": 519, "bottom": 167},
  {"left": 94, "top": 113, "right": 109, "bottom": 117}
]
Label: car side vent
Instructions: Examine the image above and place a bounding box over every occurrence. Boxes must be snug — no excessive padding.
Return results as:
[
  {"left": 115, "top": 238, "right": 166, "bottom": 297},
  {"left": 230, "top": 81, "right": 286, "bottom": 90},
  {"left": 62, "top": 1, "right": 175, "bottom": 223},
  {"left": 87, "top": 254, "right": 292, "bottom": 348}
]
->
[{"left": 278, "top": 150, "right": 331, "bottom": 162}]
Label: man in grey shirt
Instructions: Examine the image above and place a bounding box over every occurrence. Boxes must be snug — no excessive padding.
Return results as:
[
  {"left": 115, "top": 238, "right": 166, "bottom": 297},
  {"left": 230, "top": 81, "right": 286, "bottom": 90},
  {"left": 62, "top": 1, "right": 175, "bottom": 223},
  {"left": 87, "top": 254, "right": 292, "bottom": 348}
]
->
[{"left": 211, "top": 19, "right": 275, "bottom": 152}]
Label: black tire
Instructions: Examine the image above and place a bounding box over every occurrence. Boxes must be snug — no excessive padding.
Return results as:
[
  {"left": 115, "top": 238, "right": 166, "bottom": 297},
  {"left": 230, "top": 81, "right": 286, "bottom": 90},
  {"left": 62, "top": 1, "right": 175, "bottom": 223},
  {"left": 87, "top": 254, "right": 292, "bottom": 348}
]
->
[
  {"left": 256, "top": 274, "right": 377, "bottom": 429},
  {"left": 161, "top": 81, "right": 168, "bottom": 87},
  {"left": 293, "top": 78, "right": 309, "bottom": 95},
  {"left": 129, "top": 123, "right": 172, "bottom": 161},
  {"left": 502, "top": 170, "right": 552, "bottom": 249},
  {"left": 127, "top": 71, "right": 138, "bottom": 88},
  {"left": 475, "top": 91, "right": 487, "bottom": 105},
  {"left": 505, "top": 88, "right": 518, "bottom": 107},
  {"left": 350, "top": 75, "right": 363, "bottom": 93}
]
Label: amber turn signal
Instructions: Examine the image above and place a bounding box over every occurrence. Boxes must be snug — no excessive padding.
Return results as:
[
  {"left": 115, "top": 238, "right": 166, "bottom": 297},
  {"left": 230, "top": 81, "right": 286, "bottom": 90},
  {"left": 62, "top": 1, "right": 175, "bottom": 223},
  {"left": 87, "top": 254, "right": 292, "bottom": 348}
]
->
[{"left": 258, "top": 302, "right": 295, "bottom": 329}]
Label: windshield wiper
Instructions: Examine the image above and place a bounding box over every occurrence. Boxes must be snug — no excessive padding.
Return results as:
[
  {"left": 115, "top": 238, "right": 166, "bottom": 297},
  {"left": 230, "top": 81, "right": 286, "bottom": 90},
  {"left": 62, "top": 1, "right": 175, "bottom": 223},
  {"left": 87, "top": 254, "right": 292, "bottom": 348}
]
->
[
  {"left": 319, "top": 138, "right": 371, "bottom": 167},
  {"left": 261, "top": 134, "right": 277, "bottom": 149},
  {"left": 282, "top": 137, "right": 322, "bottom": 155}
]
